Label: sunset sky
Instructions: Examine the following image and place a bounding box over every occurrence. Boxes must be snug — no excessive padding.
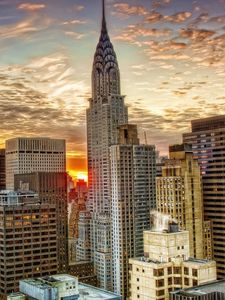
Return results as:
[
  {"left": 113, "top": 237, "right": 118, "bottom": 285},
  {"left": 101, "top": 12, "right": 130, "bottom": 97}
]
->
[{"left": 0, "top": 0, "right": 225, "bottom": 179}]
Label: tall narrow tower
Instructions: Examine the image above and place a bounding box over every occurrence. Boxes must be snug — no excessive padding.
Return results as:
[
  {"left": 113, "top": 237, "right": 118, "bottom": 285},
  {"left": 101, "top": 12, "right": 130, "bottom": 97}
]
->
[{"left": 86, "top": 0, "right": 128, "bottom": 289}]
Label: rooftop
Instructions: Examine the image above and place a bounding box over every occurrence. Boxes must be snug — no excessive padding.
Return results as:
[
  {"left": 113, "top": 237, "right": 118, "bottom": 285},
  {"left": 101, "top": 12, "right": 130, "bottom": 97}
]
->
[
  {"left": 130, "top": 256, "right": 214, "bottom": 266},
  {"left": 172, "top": 280, "right": 225, "bottom": 296},
  {"left": 0, "top": 190, "right": 38, "bottom": 206},
  {"left": 79, "top": 283, "right": 121, "bottom": 299}
]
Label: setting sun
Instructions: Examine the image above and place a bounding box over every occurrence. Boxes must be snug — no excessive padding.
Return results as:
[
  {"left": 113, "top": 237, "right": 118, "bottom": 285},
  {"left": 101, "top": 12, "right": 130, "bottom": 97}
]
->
[{"left": 68, "top": 170, "right": 88, "bottom": 182}]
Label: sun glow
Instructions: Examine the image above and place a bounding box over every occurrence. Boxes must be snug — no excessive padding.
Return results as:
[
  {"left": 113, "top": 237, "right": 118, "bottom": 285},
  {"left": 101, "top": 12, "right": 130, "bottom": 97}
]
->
[{"left": 68, "top": 170, "right": 88, "bottom": 182}]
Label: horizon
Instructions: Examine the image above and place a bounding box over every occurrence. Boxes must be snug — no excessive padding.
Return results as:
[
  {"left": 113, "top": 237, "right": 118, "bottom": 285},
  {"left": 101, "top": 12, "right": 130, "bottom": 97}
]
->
[{"left": 0, "top": 0, "right": 224, "bottom": 180}]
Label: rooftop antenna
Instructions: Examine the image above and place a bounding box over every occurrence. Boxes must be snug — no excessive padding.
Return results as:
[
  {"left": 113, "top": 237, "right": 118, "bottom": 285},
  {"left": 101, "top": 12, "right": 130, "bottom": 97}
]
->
[
  {"left": 102, "top": 0, "right": 107, "bottom": 33},
  {"left": 144, "top": 131, "right": 148, "bottom": 145}
]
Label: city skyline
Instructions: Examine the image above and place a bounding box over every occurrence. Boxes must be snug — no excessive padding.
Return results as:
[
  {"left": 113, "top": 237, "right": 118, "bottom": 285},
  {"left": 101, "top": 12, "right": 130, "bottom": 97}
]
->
[{"left": 0, "top": 0, "right": 225, "bottom": 179}]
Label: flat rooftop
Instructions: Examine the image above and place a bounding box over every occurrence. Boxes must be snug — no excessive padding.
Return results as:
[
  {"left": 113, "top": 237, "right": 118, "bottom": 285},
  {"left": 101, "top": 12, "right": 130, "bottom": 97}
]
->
[
  {"left": 79, "top": 284, "right": 121, "bottom": 299},
  {"left": 173, "top": 280, "right": 225, "bottom": 296},
  {"left": 130, "top": 256, "right": 214, "bottom": 266}
]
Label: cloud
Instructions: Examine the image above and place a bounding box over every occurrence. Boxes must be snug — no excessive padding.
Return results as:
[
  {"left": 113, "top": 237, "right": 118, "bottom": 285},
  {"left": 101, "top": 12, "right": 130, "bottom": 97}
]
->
[
  {"left": 180, "top": 28, "right": 215, "bottom": 41},
  {"left": 65, "top": 31, "right": 85, "bottom": 40},
  {"left": 0, "top": 53, "right": 90, "bottom": 154},
  {"left": 115, "top": 25, "right": 172, "bottom": 45},
  {"left": 113, "top": 3, "right": 148, "bottom": 18},
  {"left": 0, "top": 14, "right": 53, "bottom": 40},
  {"left": 18, "top": 3, "right": 46, "bottom": 11},
  {"left": 145, "top": 11, "right": 192, "bottom": 24}
]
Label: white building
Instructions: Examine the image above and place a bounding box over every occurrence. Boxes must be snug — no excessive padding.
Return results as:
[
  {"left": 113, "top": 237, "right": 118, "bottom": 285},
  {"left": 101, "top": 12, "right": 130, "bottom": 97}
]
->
[
  {"left": 8, "top": 274, "right": 122, "bottom": 300},
  {"left": 86, "top": 0, "right": 128, "bottom": 290},
  {"left": 110, "top": 124, "right": 156, "bottom": 299},
  {"left": 6, "top": 137, "right": 66, "bottom": 189}
]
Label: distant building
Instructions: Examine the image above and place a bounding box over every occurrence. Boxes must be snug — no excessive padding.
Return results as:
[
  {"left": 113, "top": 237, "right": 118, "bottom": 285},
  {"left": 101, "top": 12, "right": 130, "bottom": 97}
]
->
[
  {"left": 156, "top": 152, "right": 168, "bottom": 177},
  {"left": 156, "top": 144, "right": 206, "bottom": 259},
  {"left": 110, "top": 124, "right": 156, "bottom": 298},
  {"left": 128, "top": 217, "right": 216, "bottom": 300},
  {"left": 183, "top": 115, "right": 225, "bottom": 278},
  {"left": 170, "top": 280, "right": 225, "bottom": 300},
  {"left": 0, "top": 191, "right": 57, "bottom": 299},
  {"left": 5, "top": 137, "right": 66, "bottom": 190},
  {"left": 0, "top": 149, "right": 6, "bottom": 190},
  {"left": 14, "top": 172, "right": 68, "bottom": 273},
  {"left": 8, "top": 274, "right": 122, "bottom": 300}
]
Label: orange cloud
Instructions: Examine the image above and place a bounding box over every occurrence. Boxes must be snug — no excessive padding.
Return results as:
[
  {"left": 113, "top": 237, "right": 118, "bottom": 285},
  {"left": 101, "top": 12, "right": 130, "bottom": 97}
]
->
[
  {"left": 18, "top": 3, "right": 46, "bottom": 11},
  {"left": 113, "top": 3, "right": 148, "bottom": 17}
]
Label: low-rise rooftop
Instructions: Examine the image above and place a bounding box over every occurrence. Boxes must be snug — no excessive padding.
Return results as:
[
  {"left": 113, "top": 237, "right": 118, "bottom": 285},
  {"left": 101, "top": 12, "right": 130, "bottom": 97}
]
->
[{"left": 174, "top": 280, "right": 225, "bottom": 296}]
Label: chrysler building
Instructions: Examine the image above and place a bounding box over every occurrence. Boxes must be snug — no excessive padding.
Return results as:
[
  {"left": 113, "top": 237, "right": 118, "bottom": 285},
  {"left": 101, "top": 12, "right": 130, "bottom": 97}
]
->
[{"left": 86, "top": 0, "right": 128, "bottom": 289}]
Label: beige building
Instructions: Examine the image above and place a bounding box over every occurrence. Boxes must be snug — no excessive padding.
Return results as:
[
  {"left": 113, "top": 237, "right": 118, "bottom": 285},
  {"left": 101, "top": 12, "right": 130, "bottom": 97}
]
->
[
  {"left": 156, "top": 144, "right": 206, "bottom": 259},
  {"left": 129, "top": 221, "right": 216, "bottom": 300}
]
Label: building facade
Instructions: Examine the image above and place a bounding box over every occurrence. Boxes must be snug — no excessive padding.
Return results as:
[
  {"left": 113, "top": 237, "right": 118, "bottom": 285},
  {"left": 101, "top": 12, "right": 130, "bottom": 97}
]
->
[
  {"left": 86, "top": 0, "right": 128, "bottom": 289},
  {"left": 14, "top": 172, "right": 68, "bottom": 273},
  {"left": 183, "top": 115, "right": 225, "bottom": 278},
  {"left": 0, "top": 149, "right": 6, "bottom": 190},
  {"left": 110, "top": 124, "right": 156, "bottom": 298},
  {"left": 5, "top": 137, "right": 66, "bottom": 190},
  {"left": 156, "top": 144, "right": 205, "bottom": 259},
  {"left": 0, "top": 191, "right": 58, "bottom": 299},
  {"left": 129, "top": 221, "right": 217, "bottom": 300}
]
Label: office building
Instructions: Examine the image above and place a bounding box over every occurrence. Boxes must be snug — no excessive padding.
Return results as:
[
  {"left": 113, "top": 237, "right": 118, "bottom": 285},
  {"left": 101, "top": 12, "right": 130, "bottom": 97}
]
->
[
  {"left": 0, "top": 191, "right": 57, "bottom": 299},
  {"left": 8, "top": 274, "right": 122, "bottom": 300},
  {"left": 0, "top": 149, "right": 6, "bottom": 190},
  {"left": 76, "top": 211, "right": 92, "bottom": 262},
  {"left": 14, "top": 172, "right": 68, "bottom": 272},
  {"left": 129, "top": 216, "right": 217, "bottom": 300},
  {"left": 5, "top": 137, "right": 66, "bottom": 190},
  {"left": 183, "top": 115, "right": 225, "bottom": 278},
  {"left": 86, "top": 0, "right": 128, "bottom": 289},
  {"left": 170, "top": 280, "right": 225, "bottom": 300},
  {"left": 110, "top": 124, "right": 156, "bottom": 298},
  {"left": 156, "top": 144, "right": 205, "bottom": 259}
]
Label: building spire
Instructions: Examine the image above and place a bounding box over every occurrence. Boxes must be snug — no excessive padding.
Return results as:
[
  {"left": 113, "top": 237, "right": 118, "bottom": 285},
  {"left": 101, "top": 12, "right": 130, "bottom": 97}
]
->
[{"left": 102, "top": 0, "right": 107, "bottom": 33}]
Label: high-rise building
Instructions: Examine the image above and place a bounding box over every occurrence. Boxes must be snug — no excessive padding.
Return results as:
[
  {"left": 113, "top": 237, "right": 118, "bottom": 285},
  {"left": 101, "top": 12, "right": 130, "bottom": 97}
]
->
[
  {"left": 0, "top": 191, "right": 57, "bottom": 299},
  {"left": 156, "top": 144, "right": 205, "bottom": 259},
  {"left": 128, "top": 219, "right": 217, "bottom": 300},
  {"left": 14, "top": 172, "right": 68, "bottom": 272},
  {"left": 110, "top": 124, "right": 156, "bottom": 298},
  {"left": 86, "top": 0, "right": 128, "bottom": 289},
  {"left": 5, "top": 137, "right": 66, "bottom": 190},
  {"left": 76, "top": 211, "right": 92, "bottom": 262},
  {"left": 0, "top": 149, "right": 6, "bottom": 190},
  {"left": 183, "top": 115, "right": 225, "bottom": 278}
]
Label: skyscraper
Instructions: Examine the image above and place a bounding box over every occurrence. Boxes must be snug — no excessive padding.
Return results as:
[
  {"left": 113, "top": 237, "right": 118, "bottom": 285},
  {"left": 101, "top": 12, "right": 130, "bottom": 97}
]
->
[
  {"left": 14, "top": 172, "right": 68, "bottom": 273},
  {"left": 183, "top": 115, "right": 225, "bottom": 278},
  {"left": 0, "top": 149, "right": 6, "bottom": 190},
  {"left": 0, "top": 191, "right": 57, "bottom": 299},
  {"left": 5, "top": 137, "right": 66, "bottom": 190},
  {"left": 110, "top": 124, "right": 156, "bottom": 298},
  {"left": 156, "top": 144, "right": 205, "bottom": 259},
  {"left": 87, "top": 0, "right": 128, "bottom": 289}
]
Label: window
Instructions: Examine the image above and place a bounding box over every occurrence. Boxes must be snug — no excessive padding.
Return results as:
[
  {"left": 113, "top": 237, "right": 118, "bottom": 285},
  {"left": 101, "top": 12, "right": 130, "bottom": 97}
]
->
[
  {"left": 184, "top": 267, "right": 189, "bottom": 275},
  {"left": 184, "top": 278, "right": 189, "bottom": 286},
  {"left": 173, "top": 267, "right": 181, "bottom": 274},
  {"left": 192, "top": 269, "right": 198, "bottom": 277}
]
